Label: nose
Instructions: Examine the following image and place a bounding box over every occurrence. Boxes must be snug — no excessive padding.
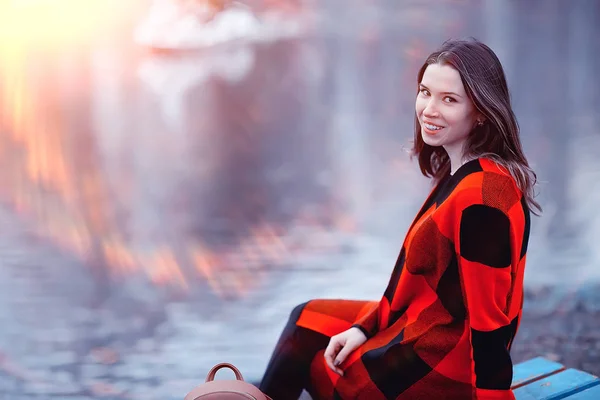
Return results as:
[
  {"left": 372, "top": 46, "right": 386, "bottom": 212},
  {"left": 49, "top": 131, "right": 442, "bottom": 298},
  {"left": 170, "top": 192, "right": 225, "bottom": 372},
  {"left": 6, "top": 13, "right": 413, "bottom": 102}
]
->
[{"left": 422, "top": 99, "right": 440, "bottom": 118}]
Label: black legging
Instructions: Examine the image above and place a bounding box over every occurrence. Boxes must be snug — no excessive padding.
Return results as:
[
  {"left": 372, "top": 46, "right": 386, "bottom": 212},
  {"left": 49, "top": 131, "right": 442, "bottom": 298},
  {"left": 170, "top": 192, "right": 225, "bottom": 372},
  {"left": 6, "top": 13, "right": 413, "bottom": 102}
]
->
[{"left": 259, "top": 302, "right": 330, "bottom": 400}]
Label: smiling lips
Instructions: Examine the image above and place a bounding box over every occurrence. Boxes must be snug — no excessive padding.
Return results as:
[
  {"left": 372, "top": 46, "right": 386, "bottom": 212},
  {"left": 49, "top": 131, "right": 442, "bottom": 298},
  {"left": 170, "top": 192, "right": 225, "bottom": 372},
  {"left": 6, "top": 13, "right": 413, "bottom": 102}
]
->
[{"left": 422, "top": 121, "right": 445, "bottom": 133}]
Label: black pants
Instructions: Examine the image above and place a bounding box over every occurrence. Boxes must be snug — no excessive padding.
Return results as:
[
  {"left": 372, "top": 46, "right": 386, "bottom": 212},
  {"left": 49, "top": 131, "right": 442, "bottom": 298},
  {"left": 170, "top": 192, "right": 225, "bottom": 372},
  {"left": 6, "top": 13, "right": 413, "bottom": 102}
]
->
[{"left": 259, "top": 302, "right": 330, "bottom": 400}]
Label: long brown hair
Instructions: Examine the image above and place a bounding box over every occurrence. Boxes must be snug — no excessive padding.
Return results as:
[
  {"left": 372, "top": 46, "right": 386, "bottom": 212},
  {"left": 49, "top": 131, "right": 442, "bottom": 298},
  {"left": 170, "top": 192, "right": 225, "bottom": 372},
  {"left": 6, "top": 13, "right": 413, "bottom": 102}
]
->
[{"left": 412, "top": 38, "right": 542, "bottom": 215}]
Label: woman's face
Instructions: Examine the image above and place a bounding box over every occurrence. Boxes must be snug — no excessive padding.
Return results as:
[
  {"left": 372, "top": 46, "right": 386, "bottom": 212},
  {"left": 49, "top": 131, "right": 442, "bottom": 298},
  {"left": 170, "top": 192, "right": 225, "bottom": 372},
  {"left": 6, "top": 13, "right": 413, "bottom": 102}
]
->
[{"left": 415, "top": 63, "right": 482, "bottom": 156}]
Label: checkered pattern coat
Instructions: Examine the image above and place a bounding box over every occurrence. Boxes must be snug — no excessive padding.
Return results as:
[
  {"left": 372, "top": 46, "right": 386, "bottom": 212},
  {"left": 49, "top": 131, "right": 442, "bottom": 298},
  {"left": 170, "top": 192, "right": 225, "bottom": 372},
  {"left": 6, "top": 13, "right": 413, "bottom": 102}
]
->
[{"left": 297, "top": 158, "right": 530, "bottom": 399}]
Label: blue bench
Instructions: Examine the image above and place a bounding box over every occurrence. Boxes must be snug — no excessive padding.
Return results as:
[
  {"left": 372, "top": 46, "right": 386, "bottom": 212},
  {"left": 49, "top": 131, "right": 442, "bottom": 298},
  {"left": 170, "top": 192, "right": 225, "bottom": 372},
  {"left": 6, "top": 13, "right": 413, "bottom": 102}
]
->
[{"left": 513, "top": 357, "right": 600, "bottom": 399}]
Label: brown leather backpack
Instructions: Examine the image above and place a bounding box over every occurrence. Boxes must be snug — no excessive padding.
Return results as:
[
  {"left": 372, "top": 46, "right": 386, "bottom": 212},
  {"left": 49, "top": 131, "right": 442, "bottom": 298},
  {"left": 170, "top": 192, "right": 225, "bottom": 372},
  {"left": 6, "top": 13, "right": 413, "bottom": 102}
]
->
[{"left": 184, "top": 363, "right": 273, "bottom": 400}]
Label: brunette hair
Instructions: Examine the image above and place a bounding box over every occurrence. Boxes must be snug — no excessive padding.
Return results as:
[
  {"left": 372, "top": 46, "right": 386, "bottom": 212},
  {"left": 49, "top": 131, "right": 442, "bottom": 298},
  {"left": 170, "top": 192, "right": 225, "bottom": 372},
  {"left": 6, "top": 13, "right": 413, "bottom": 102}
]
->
[{"left": 412, "top": 38, "right": 541, "bottom": 215}]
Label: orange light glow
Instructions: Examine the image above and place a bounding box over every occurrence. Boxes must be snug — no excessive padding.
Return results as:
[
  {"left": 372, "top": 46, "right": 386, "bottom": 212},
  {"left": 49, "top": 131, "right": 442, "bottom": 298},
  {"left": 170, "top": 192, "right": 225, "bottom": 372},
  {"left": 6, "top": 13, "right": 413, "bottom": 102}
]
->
[{"left": 0, "top": 0, "right": 138, "bottom": 50}]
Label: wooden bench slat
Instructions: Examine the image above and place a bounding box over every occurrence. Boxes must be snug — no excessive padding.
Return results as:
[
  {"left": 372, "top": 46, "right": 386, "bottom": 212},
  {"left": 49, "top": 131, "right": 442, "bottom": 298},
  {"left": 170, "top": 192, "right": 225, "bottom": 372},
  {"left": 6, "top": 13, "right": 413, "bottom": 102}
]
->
[
  {"left": 562, "top": 384, "right": 600, "bottom": 399},
  {"left": 512, "top": 357, "right": 566, "bottom": 389},
  {"left": 514, "top": 368, "right": 600, "bottom": 400}
]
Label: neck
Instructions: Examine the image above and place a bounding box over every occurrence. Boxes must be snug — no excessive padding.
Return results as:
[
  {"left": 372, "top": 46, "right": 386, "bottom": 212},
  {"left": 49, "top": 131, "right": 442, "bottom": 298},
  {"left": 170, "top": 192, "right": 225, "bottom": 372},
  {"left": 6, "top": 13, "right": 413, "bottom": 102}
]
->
[{"left": 445, "top": 144, "right": 469, "bottom": 175}]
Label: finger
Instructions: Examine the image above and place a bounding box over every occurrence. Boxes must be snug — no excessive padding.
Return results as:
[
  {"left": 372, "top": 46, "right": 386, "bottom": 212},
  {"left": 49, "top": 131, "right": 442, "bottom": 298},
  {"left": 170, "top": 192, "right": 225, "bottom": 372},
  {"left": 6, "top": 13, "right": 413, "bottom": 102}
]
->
[
  {"left": 334, "top": 343, "right": 355, "bottom": 367},
  {"left": 326, "top": 351, "right": 344, "bottom": 376},
  {"left": 326, "top": 338, "right": 343, "bottom": 358},
  {"left": 326, "top": 353, "right": 344, "bottom": 375},
  {"left": 324, "top": 349, "right": 336, "bottom": 372},
  {"left": 326, "top": 356, "right": 342, "bottom": 375},
  {"left": 327, "top": 341, "right": 347, "bottom": 376},
  {"left": 324, "top": 341, "right": 338, "bottom": 364},
  {"left": 324, "top": 343, "right": 338, "bottom": 368},
  {"left": 331, "top": 348, "right": 345, "bottom": 376},
  {"left": 324, "top": 341, "right": 343, "bottom": 374}
]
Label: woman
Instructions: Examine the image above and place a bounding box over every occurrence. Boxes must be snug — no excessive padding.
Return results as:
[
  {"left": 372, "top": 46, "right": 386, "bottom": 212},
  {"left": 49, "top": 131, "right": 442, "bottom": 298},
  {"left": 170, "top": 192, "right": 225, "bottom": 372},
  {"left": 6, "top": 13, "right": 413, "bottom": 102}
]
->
[{"left": 259, "top": 38, "right": 541, "bottom": 400}]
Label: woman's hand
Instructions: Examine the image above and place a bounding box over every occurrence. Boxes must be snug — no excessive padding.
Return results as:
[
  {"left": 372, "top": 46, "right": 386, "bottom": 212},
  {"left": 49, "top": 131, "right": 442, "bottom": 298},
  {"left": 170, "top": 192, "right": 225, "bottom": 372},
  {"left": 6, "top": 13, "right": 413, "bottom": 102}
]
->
[{"left": 324, "top": 327, "right": 367, "bottom": 376}]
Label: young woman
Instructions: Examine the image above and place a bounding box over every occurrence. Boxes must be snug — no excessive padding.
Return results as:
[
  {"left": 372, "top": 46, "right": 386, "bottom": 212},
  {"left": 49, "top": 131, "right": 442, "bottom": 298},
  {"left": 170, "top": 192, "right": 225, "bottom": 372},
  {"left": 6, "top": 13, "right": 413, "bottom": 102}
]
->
[{"left": 259, "top": 38, "right": 541, "bottom": 400}]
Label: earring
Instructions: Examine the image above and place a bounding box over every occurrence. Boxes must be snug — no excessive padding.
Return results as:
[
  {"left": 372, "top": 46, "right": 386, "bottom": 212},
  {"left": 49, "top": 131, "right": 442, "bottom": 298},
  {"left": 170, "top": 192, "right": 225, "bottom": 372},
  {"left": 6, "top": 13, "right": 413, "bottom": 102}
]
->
[{"left": 477, "top": 120, "right": 484, "bottom": 127}]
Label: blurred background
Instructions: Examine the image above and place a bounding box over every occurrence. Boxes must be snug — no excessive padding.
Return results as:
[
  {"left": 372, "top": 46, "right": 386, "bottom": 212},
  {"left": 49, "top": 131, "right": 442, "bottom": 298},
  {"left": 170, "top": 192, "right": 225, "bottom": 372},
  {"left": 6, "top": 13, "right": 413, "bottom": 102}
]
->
[{"left": 0, "top": 0, "right": 599, "bottom": 398}]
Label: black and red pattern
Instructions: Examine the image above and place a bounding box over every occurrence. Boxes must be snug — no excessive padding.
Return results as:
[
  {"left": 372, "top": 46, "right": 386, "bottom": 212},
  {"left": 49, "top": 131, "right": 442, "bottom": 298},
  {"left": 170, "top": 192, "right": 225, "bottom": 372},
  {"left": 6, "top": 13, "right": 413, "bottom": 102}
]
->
[{"left": 261, "top": 158, "right": 530, "bottom": 400}]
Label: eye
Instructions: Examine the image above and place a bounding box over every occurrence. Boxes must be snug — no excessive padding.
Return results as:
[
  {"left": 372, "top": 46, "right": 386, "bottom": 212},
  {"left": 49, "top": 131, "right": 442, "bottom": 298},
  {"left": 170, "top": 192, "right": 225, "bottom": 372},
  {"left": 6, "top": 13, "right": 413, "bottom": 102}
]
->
[
  {"left": 419, "top": 88, "right": 430, "bottom": 96},
  {"left": 443, "top": 96, "right": 456, "bottom": 103}
]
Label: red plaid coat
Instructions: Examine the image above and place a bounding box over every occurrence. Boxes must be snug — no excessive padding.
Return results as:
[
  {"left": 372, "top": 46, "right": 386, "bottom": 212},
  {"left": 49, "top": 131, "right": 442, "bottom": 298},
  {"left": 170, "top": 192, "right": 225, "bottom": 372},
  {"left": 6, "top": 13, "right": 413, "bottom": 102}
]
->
[{"left": 298, "top": 158, "right": 530, "bottom": 399}]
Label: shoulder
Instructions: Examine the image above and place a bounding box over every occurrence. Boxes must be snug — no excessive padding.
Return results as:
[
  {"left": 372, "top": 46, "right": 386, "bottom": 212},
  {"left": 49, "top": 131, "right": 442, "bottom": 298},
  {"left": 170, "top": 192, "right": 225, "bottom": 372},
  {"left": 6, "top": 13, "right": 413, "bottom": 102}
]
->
[{"left": 451, "top": 158, "right": 523, "bottom": 214}]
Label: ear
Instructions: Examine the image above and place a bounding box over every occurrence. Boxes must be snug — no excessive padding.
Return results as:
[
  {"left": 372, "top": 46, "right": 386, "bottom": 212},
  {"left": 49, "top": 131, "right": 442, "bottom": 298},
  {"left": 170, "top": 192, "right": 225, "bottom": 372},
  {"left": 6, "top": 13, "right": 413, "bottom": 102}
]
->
[{"left": 475, "top": 113, "right": 486, "bottom": 126}]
